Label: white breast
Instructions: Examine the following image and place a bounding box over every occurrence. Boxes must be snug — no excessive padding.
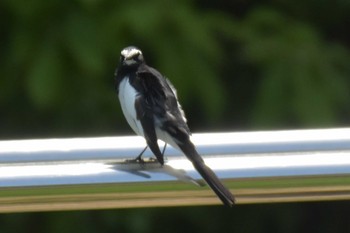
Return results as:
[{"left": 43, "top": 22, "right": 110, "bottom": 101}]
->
[{"left": 118, "top": 77, "right": 144, "bottom": 137}]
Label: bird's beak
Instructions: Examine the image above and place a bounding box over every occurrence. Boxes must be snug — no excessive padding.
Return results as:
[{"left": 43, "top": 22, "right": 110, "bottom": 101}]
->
[
  {"left": 121, "top": 56, "right": 127, "bottom": 64},
  {"left": 122, "top": 57, "right": 135, "bottom": 66}
]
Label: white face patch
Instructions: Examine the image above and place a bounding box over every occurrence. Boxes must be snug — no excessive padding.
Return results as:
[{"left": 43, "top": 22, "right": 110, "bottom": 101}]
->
[{"left": 121, "top": 48, "right": 142, "bottom": 60}]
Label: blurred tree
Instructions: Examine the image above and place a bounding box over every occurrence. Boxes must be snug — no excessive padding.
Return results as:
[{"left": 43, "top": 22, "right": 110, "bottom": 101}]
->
[
  {"left": 1, "top": 0, "right": 350, "bottom": 138},
  {"left": 237, "top": 8, "right": 350, "bottom": 127},
  {"left": 0, "top": 0, "right": 233, "bottom": 138}
]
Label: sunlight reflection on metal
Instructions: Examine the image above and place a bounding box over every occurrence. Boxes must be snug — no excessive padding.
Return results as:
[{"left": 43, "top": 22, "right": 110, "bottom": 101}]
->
[
  {"left": 1, "top": 128, "right": 350, "bottom": 212},
  {"left": 0, "top": 163, "right": 113, "bottom": 178}
]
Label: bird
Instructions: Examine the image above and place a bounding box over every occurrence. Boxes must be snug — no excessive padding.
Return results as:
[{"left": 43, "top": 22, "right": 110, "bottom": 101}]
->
[{"left": 114, "top": 46, "right": 235, "bottom": 207}]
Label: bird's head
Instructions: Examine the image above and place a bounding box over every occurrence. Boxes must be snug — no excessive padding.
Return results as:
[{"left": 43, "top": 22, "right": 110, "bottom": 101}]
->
[{"left": 120, "top": 46, "right": 144, "bottom": 67}]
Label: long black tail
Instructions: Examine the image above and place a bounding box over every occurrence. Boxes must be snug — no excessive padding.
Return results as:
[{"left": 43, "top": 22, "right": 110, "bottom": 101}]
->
[{"left": 179, "top": 141, "right": 235, "bottom": 207}]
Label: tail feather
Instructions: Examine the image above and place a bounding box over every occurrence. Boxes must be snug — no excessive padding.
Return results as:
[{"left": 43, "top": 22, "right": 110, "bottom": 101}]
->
[
  {"left": 179, "top": 142, "right": 235, "bottom": 207},
  {"left": 192, "top": 156, "right": 235, "bottom": 207}
]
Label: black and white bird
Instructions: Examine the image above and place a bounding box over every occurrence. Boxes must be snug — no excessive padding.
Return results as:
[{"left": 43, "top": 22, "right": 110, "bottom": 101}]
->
[{"left": 114, "top": 46, "right": 235, "bottom": 207}]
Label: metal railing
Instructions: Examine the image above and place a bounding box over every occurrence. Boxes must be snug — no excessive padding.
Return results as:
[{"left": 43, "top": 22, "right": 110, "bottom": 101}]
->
[{"left": 1, "top": 128, "right": 350, "bottom": 212}]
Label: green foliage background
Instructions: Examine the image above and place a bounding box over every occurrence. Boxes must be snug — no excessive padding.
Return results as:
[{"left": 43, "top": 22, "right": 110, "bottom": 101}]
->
[{"left": 1, "top": 0, "right": 350, "bottom": 232}]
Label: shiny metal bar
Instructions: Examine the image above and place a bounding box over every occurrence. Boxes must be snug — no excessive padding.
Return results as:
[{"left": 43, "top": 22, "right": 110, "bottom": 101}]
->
[{"left": 1, "top": 128, "right": 350, "bottom": 213}]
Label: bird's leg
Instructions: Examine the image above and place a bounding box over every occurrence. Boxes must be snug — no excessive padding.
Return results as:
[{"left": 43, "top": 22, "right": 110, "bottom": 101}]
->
[
  {"left": 126, "top": 146, "right": 148, "bottom": 164},
  {"left": 128, "top": 143, "right": 167, "bottom": 164},
  {"left": 161, "top": 143, "right": 167, "bottom": 156},
  {"left": 148, "top": 143, "right": 167, "bottom": 163},
  {"left": 135, "top": 145, "right": 148, "bottom": 162}
]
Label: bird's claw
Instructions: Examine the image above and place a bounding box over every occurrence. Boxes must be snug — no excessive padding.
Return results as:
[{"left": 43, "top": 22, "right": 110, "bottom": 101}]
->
[
  {"left": 148, "top": 157, "right": 158, "bottom": 163},
  {"left": 125, "top": 157, "right": 145, "bottom": 164}
]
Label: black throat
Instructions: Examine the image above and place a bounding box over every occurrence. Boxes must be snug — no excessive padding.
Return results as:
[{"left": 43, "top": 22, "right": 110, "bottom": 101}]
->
[{"left": 115, "top": 62, "right": 141, "bottom": 92}]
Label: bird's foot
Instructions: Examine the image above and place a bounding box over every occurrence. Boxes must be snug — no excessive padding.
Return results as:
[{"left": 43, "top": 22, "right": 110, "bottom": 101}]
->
[
  {"left": 125, "top": 156, "right": 145, "bottom": 164},
  {"left": 148, "top": 157, "right": 158, "bottom": 163},
  {"left": 124, "top": 156, "right": 163, "bottom": 170}
]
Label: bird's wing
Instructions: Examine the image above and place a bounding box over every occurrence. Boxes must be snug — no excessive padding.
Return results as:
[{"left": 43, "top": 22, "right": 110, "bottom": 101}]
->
[
  {"left": 163, "top": 77, "right": 188, "bottom": 123},
  {"left": 131, "top": 65, "right": 175, "bottom": 165},
  {"left": 134, "top": 95, "right": 164, "bottom": 165},
  {"left": 136, "top": 65, "right": 191, "bottom": 144}
]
